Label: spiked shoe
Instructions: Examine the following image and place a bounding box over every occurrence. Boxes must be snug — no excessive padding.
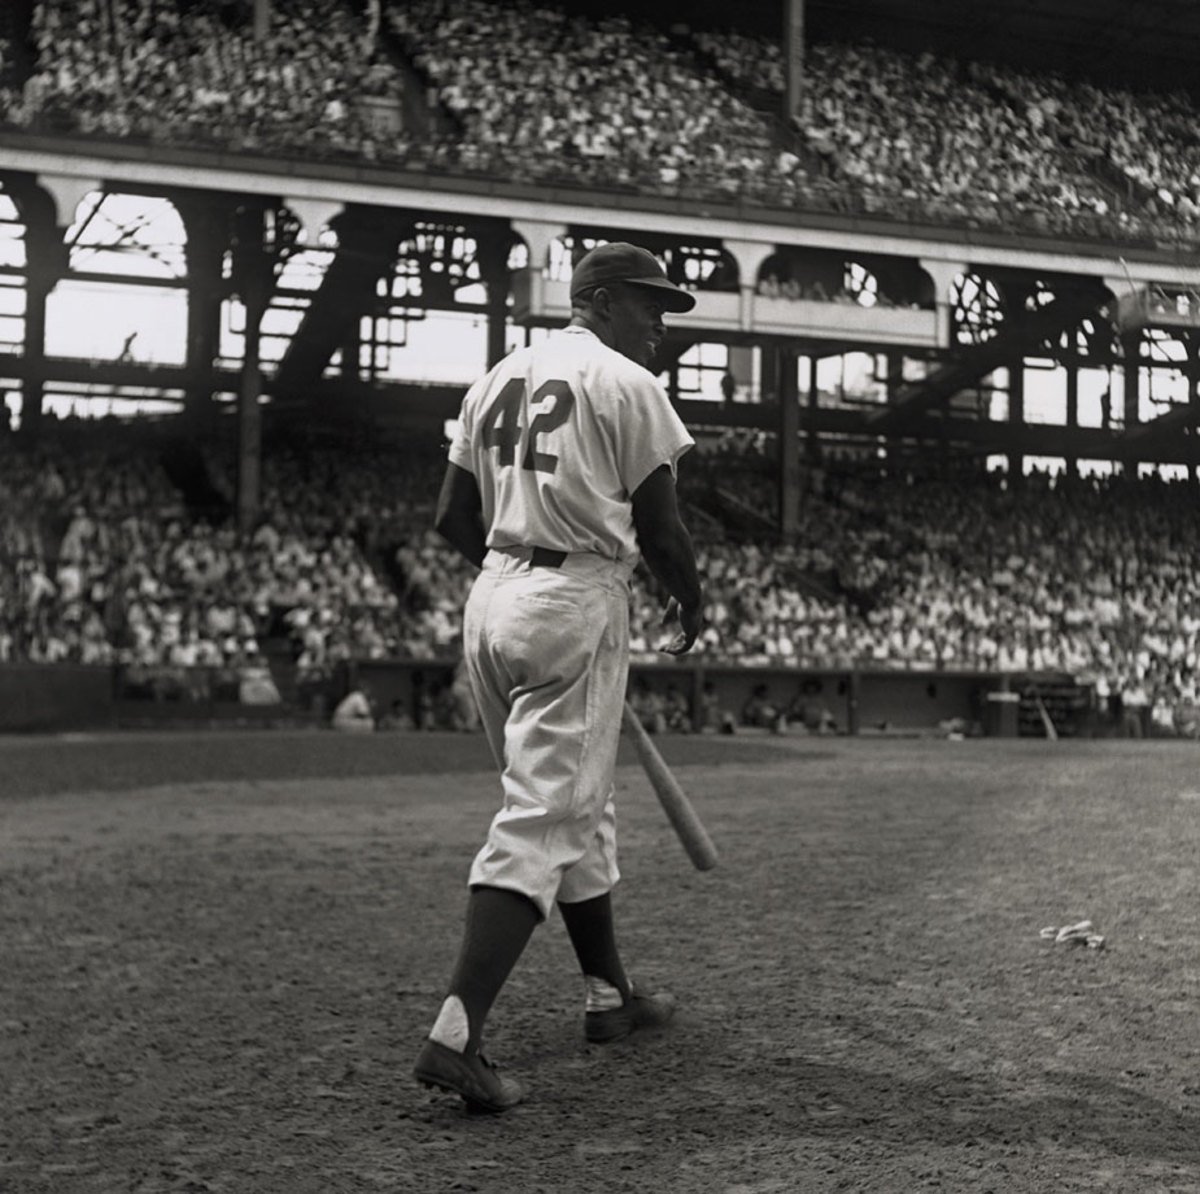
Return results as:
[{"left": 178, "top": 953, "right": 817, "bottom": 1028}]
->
[
  {"left": 585, "top": 987, "right": 677, "bottom": 1044},
  {"left": 413, "top": 1039, "right": 524, "bottom": 1113}
]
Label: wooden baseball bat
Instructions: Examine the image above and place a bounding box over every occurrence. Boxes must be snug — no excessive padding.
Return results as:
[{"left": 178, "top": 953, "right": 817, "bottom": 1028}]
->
[
  {"left": 1035, "top": 694, "right": 1059, "bottom": 741},
  {"left": 621, "top": 700, "right": 719, "bottom": 871}
]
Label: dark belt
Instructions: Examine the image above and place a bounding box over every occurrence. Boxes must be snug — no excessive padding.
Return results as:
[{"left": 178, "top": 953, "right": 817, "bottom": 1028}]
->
[{"left": 530, "top": 546, "right": 567, "bottom": 568}]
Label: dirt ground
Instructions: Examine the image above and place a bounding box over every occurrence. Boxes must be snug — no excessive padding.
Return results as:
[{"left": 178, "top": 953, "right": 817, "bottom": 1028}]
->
[{"left": 3, "top": 730, "right": 1200, "bottom": 1193}]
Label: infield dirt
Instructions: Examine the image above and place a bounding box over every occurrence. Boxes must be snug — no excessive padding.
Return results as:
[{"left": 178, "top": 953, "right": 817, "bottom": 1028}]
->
[{"left": 3, "top": 731, "right": 1199, "bottom": 1193}]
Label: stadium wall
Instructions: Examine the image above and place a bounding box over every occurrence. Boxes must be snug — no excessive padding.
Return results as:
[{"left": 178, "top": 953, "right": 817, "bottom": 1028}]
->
[
  {"left": 0, "top": 664, "right": 1080, "bottom": 737},
  {"left": 0, "top": 664, "right": 115, "bottom": 732},
  {"left": 355, "top": 660, "right": 1015, "bottom": 736}
]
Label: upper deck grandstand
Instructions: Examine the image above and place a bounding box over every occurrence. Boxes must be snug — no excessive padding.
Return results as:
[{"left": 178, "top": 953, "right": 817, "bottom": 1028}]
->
[{"left": 1, "top": 0, "right": 1200, "bottom": 246}]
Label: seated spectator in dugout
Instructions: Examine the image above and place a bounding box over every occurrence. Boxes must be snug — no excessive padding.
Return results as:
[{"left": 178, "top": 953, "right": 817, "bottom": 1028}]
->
[
  {"left": 414, "top": 681, "right": 439, "bottom": 731},
  {"left": 238, "top": 652, "right": 282, "bottom": 706},
  {"left": 788, "top": 678, "right": 838, "bottom": 735},
  {"left": 698, "top": 679, "right": 738, "bottom": 735},
  {"left": 742, "top": 682, "right": 785, "bottom": 732},
  {"left": 431, "top": 677, "right": 463, "bottom": 731},
  {"left": 629, "top": 675, "right": 667, "bottom": 735},
  {"left": 332, "top": 684, "right": 377, "bottom": 733},
  {"left": 663, "top": 681, "right": 692, "bottom": 733},
  {"left": 376, "top": 696, "right": 416, "bottom": 731}
]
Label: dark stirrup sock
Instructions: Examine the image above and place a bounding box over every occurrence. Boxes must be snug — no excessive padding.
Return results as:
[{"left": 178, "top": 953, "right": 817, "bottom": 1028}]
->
[
  {"left": 434, "top": 886, "right": 541, "bottom": 1054},
  {"left": 556, "top": 892, "right": 632, "bottom": 1003}
]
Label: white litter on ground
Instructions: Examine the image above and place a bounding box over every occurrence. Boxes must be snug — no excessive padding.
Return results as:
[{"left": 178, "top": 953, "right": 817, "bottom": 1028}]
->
[{"left": 1040, "top": 920, "right": 1106, "bottom": 949}]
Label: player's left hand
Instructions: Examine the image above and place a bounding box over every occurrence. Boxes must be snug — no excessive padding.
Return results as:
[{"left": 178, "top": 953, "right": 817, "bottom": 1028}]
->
[{"left": 658, "top": 597, "right": 702, "bottom": 655}]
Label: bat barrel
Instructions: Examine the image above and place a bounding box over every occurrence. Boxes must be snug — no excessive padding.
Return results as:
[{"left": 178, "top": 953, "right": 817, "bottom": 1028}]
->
[{"left": 622, "top": 701, "right": 719, "bottom": 871}]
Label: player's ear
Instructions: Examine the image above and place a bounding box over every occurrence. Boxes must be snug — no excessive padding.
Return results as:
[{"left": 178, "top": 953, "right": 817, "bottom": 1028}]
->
[{"left": 590, "top": 284, "right": 614, "bottom": 318}]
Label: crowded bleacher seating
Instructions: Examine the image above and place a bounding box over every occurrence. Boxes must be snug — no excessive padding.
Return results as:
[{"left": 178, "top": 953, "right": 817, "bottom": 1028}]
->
[
  {"left": 4, "top": 416, "right": 1200, "bottom": 734},
  {"left": 1, "top": 0, "right": 1199, "bottom": 241},
  {"left": 7, "top": 0, "right": 394, "bottom": 157},
  {"left": 691, "top": 27, "right": 1199, "bottom": 237},
  {"left": 385, "top": 0, "right": 776, "bottom": 196}
]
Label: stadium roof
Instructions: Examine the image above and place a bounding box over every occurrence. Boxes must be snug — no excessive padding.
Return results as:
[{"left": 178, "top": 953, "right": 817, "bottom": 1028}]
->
[
  {"left": 804, "top": 0, "right": 1200, "bottom": 91},
  {"left": 567, "top": 0, "right": 1200, "bottom": 93}
]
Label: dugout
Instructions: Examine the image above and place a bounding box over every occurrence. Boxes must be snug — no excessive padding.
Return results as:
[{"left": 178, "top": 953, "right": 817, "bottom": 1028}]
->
[
  {"left": 0, "top": 664, "right": 115, "bottom": 732},
  {"left": 349, "top": 659, "right": 1018, "bottom": 736},
  {"left": 0, "top": 662, "right": 1093, "bottom": 737},
  {"left": 983, "top": 690, "right": 1021, "bottom": 738}
]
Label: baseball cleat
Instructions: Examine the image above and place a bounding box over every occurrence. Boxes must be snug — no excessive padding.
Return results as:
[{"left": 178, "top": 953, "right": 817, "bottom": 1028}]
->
[
  {"left": 585, "top": 987, "right": 677, "bottom": 1044},
  {"left": 413, "top": 1039, "right": 524, "bottom": 1113}
]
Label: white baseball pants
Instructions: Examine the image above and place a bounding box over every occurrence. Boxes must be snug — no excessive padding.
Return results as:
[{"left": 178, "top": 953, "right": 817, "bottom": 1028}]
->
[{"left": 463, "top": 546, "right": 633, "bottom": 920}]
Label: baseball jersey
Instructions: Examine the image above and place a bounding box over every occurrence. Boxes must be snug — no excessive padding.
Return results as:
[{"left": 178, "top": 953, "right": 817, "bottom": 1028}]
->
[{"left": 449, "top": 326, "right": 694, "bottom": 567}]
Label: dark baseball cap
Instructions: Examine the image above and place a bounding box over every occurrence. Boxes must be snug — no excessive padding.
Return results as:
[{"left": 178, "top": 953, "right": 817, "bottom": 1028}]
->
[{"left": 569, "top": 242, "right": 696, "bottom": 313}]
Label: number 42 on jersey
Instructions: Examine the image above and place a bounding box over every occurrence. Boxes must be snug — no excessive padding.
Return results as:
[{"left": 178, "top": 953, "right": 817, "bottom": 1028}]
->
[{"left": 480, "top": 378, "right": 575, "bottom": 475}]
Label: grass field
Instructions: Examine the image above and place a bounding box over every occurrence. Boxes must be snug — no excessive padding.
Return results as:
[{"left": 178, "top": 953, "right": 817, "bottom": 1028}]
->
[{"left": 3, "top": 729, "right": 1200, "bottom": 1193}]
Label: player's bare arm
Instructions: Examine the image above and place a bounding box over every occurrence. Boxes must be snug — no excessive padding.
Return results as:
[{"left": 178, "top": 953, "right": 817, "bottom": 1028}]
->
[
  {"left": 631, "top": 463, "right": 703, "bottom": 654},
  {"left": 434, "top": 462, "right": 487, "bottom": 568}
]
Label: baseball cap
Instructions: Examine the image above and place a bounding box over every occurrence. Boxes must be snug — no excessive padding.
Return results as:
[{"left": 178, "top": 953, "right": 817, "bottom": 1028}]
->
[{"left": 569, "top": 242, "right": 696, "bottom": 313}]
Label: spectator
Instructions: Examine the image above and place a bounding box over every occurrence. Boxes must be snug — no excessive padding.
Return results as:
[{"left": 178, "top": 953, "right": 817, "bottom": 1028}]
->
[
  {"left": 629, "top": 676, "right": 667, "bottom": 735},
  {"left": 741, "top": 682, "right": 784, "bottom": 732},
  {"left": 238, "top": 651, "right": 282, "bottom": 706},
  {"left": 787, "top": 678, "right": 838, "bottom": 735},
  {"left": 660, "top": 681, "right": 691, "bottom": 732},
  {"left": 378, "top": 695, "right": 416, "bottom": 731},
  {"left": 332, "top": 682, "right": 377, "bottom": 732}
]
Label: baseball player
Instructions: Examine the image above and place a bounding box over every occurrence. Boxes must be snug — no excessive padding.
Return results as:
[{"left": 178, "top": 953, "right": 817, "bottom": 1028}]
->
[{"left": 413, "top": 242, "right": 704, "bottom": 1113}]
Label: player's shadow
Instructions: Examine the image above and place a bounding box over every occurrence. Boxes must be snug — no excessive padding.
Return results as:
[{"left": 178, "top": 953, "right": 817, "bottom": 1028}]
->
[
  {"left": 410, "top": 1002, "right": 1200, "bottom": 1159},
  {"left": 722, "top": 1054, "right": 1200, "bottom": 1163}
]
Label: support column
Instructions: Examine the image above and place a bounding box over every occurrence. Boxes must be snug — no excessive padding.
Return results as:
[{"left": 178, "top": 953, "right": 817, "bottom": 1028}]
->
[
  {"left": 477, "top": 232, "right": 512, "bottom": 369},
  {"left": 237, "top": 293, "right": 266, "bottom": 537},
  {"left": 919, "top": 258, "right": 967, "bottom": 351},
  {"left": 1065, "top": 338, "right": 1079, "bottom": 478},
  {"left": 11, "top": 179, "right": 70, "bottom": 443},
  {"left": 286, "top": 198, "right": 343, "bottom": 241},
  {"left": 806, "top": 352, "right": 822, "bottom": 465},
  {"left": 20, "top": 243, "right": 50, "bottom": 441},
  {"left": 510, "top": 218, "right": 566, "bottom": 322},
  {"left": 1121, "top": 330, "right": 1141, "bottom": 433},
  {"left": 759, "top": 341, "right": 780, "bottom": 404},
  {"left": 1008, "top": 358, "right": 1025, "bottom": 481},
  {"left": 783, "top": 0, "right": 806, "bottom": 123},
  {"left": 723, "top": 239, "right": 776, "bottom": 333},
  {"left": 339, "top": 321, "right": 361, "bottom": 380},
  {"left": 778, "top": 345, "right": 801, "bottom": 537},
  {"left": 230, "top": 203, "right": 275, "bottom": 538},
  {"left": 727, "top": 345, "right": 753, "bottom": 403},
  {"left": 883, "top": 351, "right": 904, "bottom": 472},
  {"left": 177, "top": 195, "right": 232, "bottom": 431}
]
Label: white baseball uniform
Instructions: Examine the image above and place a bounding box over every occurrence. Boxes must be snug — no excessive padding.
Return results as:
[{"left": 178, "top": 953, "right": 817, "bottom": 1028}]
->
[{"left": 448, "top": 326, "right": 693, "bottom": 919}]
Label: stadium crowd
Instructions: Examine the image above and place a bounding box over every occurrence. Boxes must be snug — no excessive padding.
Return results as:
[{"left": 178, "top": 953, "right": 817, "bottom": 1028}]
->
[
  {"left": 386, "top": 0, "right": 774, "bottom": 196},
  {"left": 3, "top": 0, "right": 395, "bottom": 157},
  {"left": 1, "top": 0, "right": 1199, "bottom": 241},
  {"left": 3, "top": 418, "right": 1200, "bottom": 734},
  {"left": 2, "top": 0, "right": 1199, "bottom": 730},
  {"left": 690, "top": 27, "right": 1200, "bottom": 235},
  {"left": 786, "top": 42, "right": 1119, "bottom": 237},
  {"left": 0, "top": 424, "right": 411, "bottom": 704}
]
